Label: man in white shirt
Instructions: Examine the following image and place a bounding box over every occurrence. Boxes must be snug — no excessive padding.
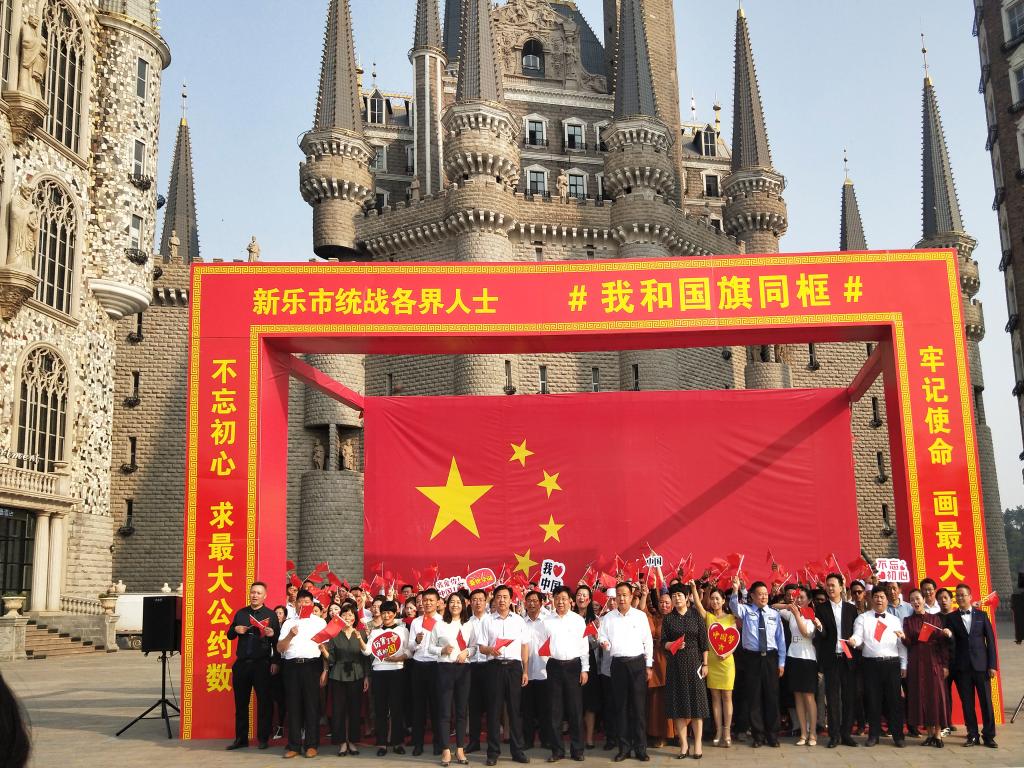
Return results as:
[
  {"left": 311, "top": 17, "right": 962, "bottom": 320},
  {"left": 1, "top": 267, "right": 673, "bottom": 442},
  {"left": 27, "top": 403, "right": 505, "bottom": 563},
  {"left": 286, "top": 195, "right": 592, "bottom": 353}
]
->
[
  {"left": 919, "top": 578, "right": 941, "bottom": 615},
  {"left": 479, "top": 584, "right": 531, "bottom": 765},
  {"left": 466, "top": 588, "right": 490, "bottom": 752},
  {"left": 814, "top": 573, "right": 859, "bottom": 749},
  {"left": 522, "top": 591, "right": 554, "bottom": 754},
  {"left": 598, "top": 583, "right": 653, "bottom": 762},
  {"left": 543, "top": 586, "right": 589, "bottom": 762},
  {"left": 848, "top": 587, "right": 907, "bottom": 748},
  {"left": 407, "top": 588, "right": 443, "bottom": 756},
  {"left": 277, "top": 590, "right": 328, "bottom": 759}
]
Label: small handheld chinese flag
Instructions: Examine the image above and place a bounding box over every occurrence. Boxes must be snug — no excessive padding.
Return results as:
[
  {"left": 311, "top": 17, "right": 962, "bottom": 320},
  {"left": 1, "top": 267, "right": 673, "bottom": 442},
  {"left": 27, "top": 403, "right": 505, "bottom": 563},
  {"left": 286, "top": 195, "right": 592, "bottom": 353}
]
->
[
  {"left": 494, "top": 637, "right": 514, "bottom": 652},
  {"left": 799, "top": 605, "right": 816, "bottom": 621},
  {"left": 456, "top": 630, "right": 468, "bottom": 651},
  {"left": 591, "top": 589, "right": 609, "bottom": 608},
  {"left": 873, "top": 618, "right": 887, "bottom": 643},
  {"left": 839, "top": 639, "right": 853, "bottom": 660},
  {"left": 975, "top": 592, "right": 1000, "bottom": 610},
  {"left": 403, "top": 616, "right": 415, "bottom": 626},
  {"left": 327, "top": 572, "right": 343, "bottom": 589},
  {"left": 668, "top": 635, "right": 686, "bottom": 655},
  {"left": 598, "top": 572, "right": 617, "bottom": 589},
  {"left": 290, "top": 573, "right": 303, "bottom": 589},
  {"left": 248, "top": 615, "right": 269, "bottom": 632},
  {"left": 538, "top": 636, "right": 551, "bottom": 657},
  {"left": 583, "top": 621, "right": 598, "bottom": 638},
  {"left": 421, "top": 614, "right": 437, "bottom": 632},
  {"left": 311, "top": 617, "right": 345, "bottom": 644},
  {"left": 298, "top": 604, "right": 315, "bottom": 620},
  {"left": 285, "top": 560, "right": 296, "bottom": 572},
  {"left": 918, "top": 622, "right": 937, "bottom": 643}
]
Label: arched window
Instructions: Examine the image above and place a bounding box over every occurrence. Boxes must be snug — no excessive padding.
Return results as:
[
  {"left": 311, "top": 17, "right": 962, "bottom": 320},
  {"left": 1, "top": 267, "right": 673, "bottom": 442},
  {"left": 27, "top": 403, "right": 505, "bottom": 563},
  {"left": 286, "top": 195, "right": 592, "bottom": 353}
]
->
[
  {"left": 16, "top": 346, "right": 68, "bottom": 473},
  {"left": 42, "top": 0, "right": 84, "bottom": 152},
  {"left": 522, "top": 40, "right": 544, "bottom": 77},
  {"left": 33, "top": 179, "right": 76, "bottom": 314}
]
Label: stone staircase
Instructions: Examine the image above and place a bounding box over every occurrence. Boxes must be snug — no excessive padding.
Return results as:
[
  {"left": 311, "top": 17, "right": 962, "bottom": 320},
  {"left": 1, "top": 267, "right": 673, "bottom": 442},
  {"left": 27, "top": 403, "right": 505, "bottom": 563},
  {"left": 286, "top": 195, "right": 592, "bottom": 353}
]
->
[{"left": 24, "top": 619, "right": 107, "bottom": 659}]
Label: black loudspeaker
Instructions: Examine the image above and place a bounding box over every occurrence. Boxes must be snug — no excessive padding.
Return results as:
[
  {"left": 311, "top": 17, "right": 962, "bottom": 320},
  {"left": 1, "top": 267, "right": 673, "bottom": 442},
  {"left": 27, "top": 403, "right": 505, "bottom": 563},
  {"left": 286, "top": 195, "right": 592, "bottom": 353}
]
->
[
  {"left": 142, "top": 595, "right": 182, "bottom": 653},
  {"left": 1012, "top": 593, "right": 1024, "bottom": 644}
]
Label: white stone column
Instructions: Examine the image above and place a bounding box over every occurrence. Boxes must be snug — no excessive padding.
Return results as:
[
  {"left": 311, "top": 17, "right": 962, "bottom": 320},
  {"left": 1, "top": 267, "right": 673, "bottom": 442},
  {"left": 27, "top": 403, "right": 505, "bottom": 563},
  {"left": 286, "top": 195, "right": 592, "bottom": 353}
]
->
[
  {"left": 29, "top": 511, "right": 51, "bottom": 612},
  {"left": 46, "top": 513, "right": 65, "bottom": 612}
]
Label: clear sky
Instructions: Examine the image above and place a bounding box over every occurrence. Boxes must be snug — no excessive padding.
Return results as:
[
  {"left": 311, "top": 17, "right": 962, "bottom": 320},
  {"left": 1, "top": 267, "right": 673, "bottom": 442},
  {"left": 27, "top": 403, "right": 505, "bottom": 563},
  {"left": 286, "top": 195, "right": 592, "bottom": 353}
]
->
[{"left": 154, "top": 1, "right": 1024, "bottom": 508}]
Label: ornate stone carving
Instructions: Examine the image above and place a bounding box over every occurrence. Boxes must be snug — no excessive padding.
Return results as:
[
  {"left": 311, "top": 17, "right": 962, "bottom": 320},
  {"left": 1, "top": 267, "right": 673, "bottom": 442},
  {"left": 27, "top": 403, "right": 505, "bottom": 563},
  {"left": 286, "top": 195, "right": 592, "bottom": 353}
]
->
[
  {"left": 555, "top": 168, "right": 569, "bottom": 203},
  {"left": 246, "top": 235, "right": 260, "bottom": 262},
  {"left": 0, "top": 265, "right": 39, "bottom": 320},
  {"left": 7, "top": 184, "right": 35, "bottom": 271},
  {"left": 3, "top": 89, "right": 46, "bottom": 145},
  {"left": 312, "top": 438, "right": 325, "bottom": 470},
  {"left": 167, "top": 229, "right": 180, "bottom": 261},
  {"left": 2, "top": 15, "right": 47, "bottom": 144}
]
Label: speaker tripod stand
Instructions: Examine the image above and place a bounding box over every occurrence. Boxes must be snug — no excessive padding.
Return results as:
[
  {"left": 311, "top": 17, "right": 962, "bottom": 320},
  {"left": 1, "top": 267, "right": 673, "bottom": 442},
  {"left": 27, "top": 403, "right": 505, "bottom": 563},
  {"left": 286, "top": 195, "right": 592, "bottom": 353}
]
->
[
  {"left": 116, "top": 650, "right": 180, "bottom": 739},
  {"left": 1012, "top": 691, "right": 1024, "bottom": 724}
]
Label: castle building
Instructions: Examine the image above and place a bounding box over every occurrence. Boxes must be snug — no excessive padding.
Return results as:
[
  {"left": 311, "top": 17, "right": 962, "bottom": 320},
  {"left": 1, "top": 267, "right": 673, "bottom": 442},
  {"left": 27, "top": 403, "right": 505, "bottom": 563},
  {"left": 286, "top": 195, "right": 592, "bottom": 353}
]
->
[
  {"left": 0, "top": 0, "right": 170, "bottom": 625},
  {"left": 106, "top": 0, "right": 1012, "bottom": 600}
]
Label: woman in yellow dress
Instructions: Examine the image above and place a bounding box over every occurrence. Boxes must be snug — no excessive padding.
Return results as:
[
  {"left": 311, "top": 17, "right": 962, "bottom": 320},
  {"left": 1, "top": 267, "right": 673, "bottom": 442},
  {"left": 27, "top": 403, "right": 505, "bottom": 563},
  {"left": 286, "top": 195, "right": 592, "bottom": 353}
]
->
[{"left": 691, "top": 582, "right": 736, "bottom": 747}]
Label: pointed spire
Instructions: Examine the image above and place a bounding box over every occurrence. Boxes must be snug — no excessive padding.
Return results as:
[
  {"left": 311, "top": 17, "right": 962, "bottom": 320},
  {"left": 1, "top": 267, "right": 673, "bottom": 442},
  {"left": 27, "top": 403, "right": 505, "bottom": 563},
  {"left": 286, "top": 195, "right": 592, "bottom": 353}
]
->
[
  {"left": 921, "top": 73, "right": 965, "bottom": 239},
  {"left": 159, "top": 94, "right": 199, "bottom": 263},
  {"left": 730, "top": 7, "right": 773, "bottom": 172},
  {"left": 612, "top": 0, "right": 657, "bottom": 118},
  {"left": 455, "top": 0, "right": 502, "bottom": 103},
  {"left": 414, "top": 0, "right": 443, "bottom": 52},
  {"left": 840, "top": 153, "right": 868, "bottom": 252},
  {"left": 313, "top": 0, "right": 363, "bottom": 133},
  {"left": 443, "top": 0, "right": 463, "bottom": 62}
]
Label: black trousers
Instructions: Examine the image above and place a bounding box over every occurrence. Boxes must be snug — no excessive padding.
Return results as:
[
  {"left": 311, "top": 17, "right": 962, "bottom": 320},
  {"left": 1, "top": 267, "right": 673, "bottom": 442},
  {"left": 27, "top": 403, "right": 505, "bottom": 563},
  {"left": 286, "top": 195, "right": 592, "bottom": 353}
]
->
[
  {"left": 330, "top": 678, "right": 363, "bottom": 745},
  {"left": 283, "top": 659, "right": 322, "bottom": 751},
  {"left": 232, "top": 657, "right": 273, "bottom": 743},
  {"left": 952, "top": 669, "right": 995, "bottom": 740},
  {"left": 599, "top": 674, "right": 618, "bottom": 745},
  {"left": 522, "top": 678, "right": 553, "bottom": 750},
  {"left": 437, "top": 663, "right": 471, "bottom": 749},
  {"left": 823, "top": 656, "right": 855, "bottom": 739},
  {"left": 487, "top": 660, "right": 526, "bottom": 759},
  {"left": 270, "top": 666, "right": 286, "bottom": 730},
  {"left": 732, "top": 650, "right": 750, "bottom": 734},
  {"left": 741, "top": 649, "right": 779, "bottom": 742},
  {"left": 862, "top": 658, "right": 903, "bottom": 742},
  {"left": 410, "top": 660, "right": 441, "bottom": 750},
  {"left": 468, "top": 662, "right": 488, "bottom": 746},
  {"left": 547, "top": 658, "right": 584, "bottom": 758},
  {"left": 610, "top": 656, "right": 647, "bottom": 756},
  {"left": 372, "top": 669, "right": 405, "bottom": 746}
]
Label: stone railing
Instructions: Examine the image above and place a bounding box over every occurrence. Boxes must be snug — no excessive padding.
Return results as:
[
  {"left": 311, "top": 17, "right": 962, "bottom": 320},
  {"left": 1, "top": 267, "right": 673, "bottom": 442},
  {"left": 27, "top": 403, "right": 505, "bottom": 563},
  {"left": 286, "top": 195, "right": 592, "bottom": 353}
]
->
[
  {"left": 60, "top": 595, "right": 105, "bottom": 616},
  {"left": 0, "top": 463, "right": 59, "bottom": 495}
]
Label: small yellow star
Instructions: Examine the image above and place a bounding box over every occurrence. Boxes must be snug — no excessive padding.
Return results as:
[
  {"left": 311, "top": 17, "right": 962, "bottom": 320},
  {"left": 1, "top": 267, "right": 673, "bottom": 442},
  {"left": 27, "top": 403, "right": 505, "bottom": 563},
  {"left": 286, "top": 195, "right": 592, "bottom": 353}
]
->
[
  {"left": 539, "top": 514, "right": 564, "bottom": 542},
  {"left": 509, "top": 439, "right": 534, "bottom": 467},
  {"left": 416, "top": 457, "right": 492, "bottom": 540},
  {"left": 513, "top": 548, "right": 538, "bottom": 575},
  {"left": 538, "top": 470, "right": 562, "bottom": 498}
]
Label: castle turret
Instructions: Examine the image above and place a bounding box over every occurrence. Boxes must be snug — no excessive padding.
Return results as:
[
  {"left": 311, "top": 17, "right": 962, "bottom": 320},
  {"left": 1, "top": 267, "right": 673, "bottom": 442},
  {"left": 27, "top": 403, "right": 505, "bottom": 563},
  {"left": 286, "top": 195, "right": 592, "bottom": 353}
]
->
[
  {"left": 299, "top": 0, "right": 374, "bottom": 259},
  {"left": 411, "top": 0, "right": 446, "bottom": 196},
  {"left": 442, "top": 0, "right": 463, "bottom": 64},
  {"left": 839, "top": 159, "right": 868, "bottom": 252},
  {"left": 159, "top": 97, "right": 200, "bottom": 264},
  {"left": 914, "top": 64, "right": 1011, "bottom": 599},
  {"left": 722, "top": 7, "right": 789, "bottom": 389}
]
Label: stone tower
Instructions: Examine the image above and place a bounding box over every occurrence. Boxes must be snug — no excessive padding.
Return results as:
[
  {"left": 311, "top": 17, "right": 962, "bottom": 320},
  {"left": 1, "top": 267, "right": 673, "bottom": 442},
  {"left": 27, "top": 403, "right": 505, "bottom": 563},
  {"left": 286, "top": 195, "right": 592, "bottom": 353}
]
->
[
  {"left": 111, "top": 100, "right": 199, "bottom": 591},
  {"left": 411, "top": 0, "right": 446, "bottom": 196},
  {"left": 914, "top": 72, "right": 1011, "bottom": 598},
  {"left": 722, "top": 7, "right": 790, "bottom": 389},
  {"left": 299, "top": 0, "right": 375, "bottom": 259}
]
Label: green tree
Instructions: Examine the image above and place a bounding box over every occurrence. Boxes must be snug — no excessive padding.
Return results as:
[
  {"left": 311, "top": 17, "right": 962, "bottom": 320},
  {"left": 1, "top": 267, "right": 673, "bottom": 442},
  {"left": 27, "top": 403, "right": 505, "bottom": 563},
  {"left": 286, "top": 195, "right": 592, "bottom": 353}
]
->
[{"left": 1005, "top": 506, "right": 1024, "bottom": 585}]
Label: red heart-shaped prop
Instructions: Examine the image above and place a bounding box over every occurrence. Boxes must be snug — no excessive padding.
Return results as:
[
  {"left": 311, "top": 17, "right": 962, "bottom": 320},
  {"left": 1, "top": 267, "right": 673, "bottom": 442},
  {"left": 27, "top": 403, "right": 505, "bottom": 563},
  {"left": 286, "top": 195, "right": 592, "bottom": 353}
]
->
[
  {"left": 707, "top": 622, "right": 740, "bottom": 657},
  {"left": 552, "top": 562, "right": 566, "bottom": 579}
]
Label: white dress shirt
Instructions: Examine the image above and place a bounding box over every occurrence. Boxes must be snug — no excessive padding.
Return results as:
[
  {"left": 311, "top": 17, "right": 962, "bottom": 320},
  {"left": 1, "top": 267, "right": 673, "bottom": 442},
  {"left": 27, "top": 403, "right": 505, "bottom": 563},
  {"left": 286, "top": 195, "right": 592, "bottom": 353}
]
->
[
  {"left": 829, "top": 598, "right": 844, "bottom": 653},
  {"left": 779, "top": 609, "right": 817, "bottom": 661},
  {"left": 362, "top": 623, "right": 410, "bottom": 670},
  {"left": 960, "top": 608, "right": 973, "bottom": 633},
  {"left": 541, "top": 611, "right": 589, "bottom": 672},
  {"left": 408, "top": 613, "right": 441, "bottom": 663},
  {"left": 479, "top": 610, "right": 530, "bottom": 661},
  {"left": 923, "top": 600, "right": 942, "bottom": 615},
  {"left": 598, "top": 607, "right": 653, "bottom": 668},
  {"left": 850, "top": 611, "right": 907, "bottom": 670},
  {"left": 525, "top": 614, "right": 548, "bottom": 681},
  {"left": 278, "top": 616, "right": 328, "bottom": 660},
  {"left": 468, "top": 613, "right": 489, "bottom": 663},
  {"left": 426, "top": 619, "right": 476, "bottom": 663}
]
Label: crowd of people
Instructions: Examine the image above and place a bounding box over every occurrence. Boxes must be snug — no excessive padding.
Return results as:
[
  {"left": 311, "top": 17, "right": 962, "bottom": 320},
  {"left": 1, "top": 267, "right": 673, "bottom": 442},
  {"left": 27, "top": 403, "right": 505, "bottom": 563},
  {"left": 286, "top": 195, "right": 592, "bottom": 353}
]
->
[{"left": 224, "top": 569, "right": 1000, "bottom": 761}]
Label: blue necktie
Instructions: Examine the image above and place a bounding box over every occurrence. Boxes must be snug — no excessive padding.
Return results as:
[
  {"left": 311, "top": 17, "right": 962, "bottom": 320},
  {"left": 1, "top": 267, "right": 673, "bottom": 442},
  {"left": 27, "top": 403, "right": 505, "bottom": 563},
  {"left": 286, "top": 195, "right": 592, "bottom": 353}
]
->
[{"left": 757, "top": 608, "right": 767, "bottom": 653}]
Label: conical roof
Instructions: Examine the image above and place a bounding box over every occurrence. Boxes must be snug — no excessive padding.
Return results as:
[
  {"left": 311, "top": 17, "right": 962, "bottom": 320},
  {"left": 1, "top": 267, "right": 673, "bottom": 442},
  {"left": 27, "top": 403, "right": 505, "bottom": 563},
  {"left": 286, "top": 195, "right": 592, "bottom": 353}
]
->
[
  {"left": 921, "top": 77, "right": 965, "bottom": 239},
  {"left": 840, "top": 179, "right": 868, "bottom": 252},
  {"left": 414, "top": 0, "right": 443, "bottom": 52},
  {"left": 455, "top": 0, "right": 502, "bottom": 102},
  {"left": 730, "top": 8, "right": 773, "bottom": 172},
  {"left": 313, "top": 0, "right": 363, "bottom": 132},
  {"left": 612, "top": 0, "right": 657, "bottom": 118},
  {"left": 159, "top": 116, "right": 199, "bottom": 263},
  {"left": 443, "top": 0, "right": 463, "bottom": 62}
]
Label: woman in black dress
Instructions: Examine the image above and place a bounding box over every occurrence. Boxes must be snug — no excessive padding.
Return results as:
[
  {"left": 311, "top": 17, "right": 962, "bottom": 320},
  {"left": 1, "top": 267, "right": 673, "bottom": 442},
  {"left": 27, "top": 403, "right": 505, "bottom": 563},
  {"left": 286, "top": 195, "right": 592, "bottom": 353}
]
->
[
  {"left": 574, "top": 585, "right": 601, "bottom": 749},
  {"left": 661, "top": 583, "right": 709, "bottom": 758}
]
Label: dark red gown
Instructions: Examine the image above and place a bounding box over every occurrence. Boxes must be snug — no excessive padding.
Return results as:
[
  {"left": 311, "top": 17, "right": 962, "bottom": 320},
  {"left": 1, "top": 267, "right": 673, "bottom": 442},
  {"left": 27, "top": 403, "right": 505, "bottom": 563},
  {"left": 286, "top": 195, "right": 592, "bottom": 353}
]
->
[{"left": 902, "top": 613, "right": 950, "bottom": 727}]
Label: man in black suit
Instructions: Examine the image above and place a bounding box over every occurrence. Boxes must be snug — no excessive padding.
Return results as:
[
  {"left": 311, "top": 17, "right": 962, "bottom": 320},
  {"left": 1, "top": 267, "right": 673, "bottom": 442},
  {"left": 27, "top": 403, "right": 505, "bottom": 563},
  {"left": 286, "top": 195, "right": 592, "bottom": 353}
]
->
[
  {"left": 942, "top": 584, "right": 998, "bottom": 748},
  {"left": 815, "top": 573, "right": 859, "bottom": 748},
  {"left": 226, "top": 581, "right": 281, "bottom": 751}
]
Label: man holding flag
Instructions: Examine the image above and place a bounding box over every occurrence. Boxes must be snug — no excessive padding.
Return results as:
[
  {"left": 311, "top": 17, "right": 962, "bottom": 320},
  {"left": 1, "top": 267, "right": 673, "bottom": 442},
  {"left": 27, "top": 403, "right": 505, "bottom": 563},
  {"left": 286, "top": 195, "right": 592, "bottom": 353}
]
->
[
  {"left": 225, "top": 581, "right": 280, "bottom": 751},
  {"left": 542, "top": 586, "right": 589, "bottom": 762}
]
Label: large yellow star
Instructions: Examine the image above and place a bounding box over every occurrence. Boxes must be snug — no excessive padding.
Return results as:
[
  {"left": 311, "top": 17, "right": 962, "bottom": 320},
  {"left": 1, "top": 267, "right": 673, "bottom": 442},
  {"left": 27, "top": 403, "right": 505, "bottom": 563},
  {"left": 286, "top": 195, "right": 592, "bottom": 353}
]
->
[
  {"left": 538, "top": 470, "right": 562, "bottom": 498},
  {"left": 509, "top": 439, "right": 534, "bottom": 467},
  {"left": 417, "top": 457, "right": 492, "bottom": 540},
  {"left": 513, "top": 548, "right": 537, "bottom": 575},
  {"left": 539, "top": 514, "right": 564, "bottom": 542}
]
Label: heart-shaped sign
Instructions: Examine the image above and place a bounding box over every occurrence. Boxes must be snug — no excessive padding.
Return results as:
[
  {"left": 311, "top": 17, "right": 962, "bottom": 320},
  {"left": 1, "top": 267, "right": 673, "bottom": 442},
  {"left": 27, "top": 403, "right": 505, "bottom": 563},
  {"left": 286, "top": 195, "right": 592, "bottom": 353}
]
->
[
  {"left": 371, "top": 630, "right": 402, "bottom": 661},
  {"left": 707, "top": 622, "right": 740, "bottom": 657},
  {"left": 552, "top": 562, "right": 566, "bottom": 580}
]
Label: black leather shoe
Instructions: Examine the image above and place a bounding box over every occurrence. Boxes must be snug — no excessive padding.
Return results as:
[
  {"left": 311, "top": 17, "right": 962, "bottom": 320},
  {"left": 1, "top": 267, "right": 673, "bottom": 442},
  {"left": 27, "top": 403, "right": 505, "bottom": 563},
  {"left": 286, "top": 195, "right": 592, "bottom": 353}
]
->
[
  {"left": 225, "top": 740, "right": 247, "bottom": 750},
  {"left": 602, "top": 743, "right": 615, "bottom": 751},
  {"left": 571, "top": 755, "right": 584, "bottom": 761},
  {"left": 613, "top": 752, "right": 630, "bottom": 762},
  {"left": 841, "top": 738, "right": 858, "bottom": 747},
  {"left": 826, "top": 739, "right": 839, "bottom": 749},
  {"left": 935, "top": 739, "right": 944, "bottom": 748},
  {"left": 634, "top": 754, "right": 650, "bottom": 762},
  {"left": 377, "top": 748, "right": 387, "bottom": 757},
  {"left": 485, "top": 759, "right": 497, "bottom": 767},
  {"left": 513, "top": 755, "right": 530, "bottom": 764},
  {"left": 751, "top": 739, "right": 762, "bottom": 749},
  {"left": 547, "top": 757, "right": 562, "bottom": 763},
  {"left": 893, "top": 739, "right": 905, "bottom": 748},
  {"left": 766, "top": 739, "right": 780, "bottom": 748},
  {"left": 257, "top": 742, "right": 269, "bottom": 750},
  {"left": 864, "top": 738, "right": 878, "bottom": 747},
  {"left": 963, "top": 737, "right": 980, "bottom": 747},
  {"left": 466, "top": 744, "right": 481, "bottom": 754},
  {"left": 394, "top": 746, "right": 406, "bottom": 755},
  {"left": 413, "top": 747, "right": 425, "bottom": 756},
  {"left": 983, "top": 739, "right": 997, "bottom": 748}
]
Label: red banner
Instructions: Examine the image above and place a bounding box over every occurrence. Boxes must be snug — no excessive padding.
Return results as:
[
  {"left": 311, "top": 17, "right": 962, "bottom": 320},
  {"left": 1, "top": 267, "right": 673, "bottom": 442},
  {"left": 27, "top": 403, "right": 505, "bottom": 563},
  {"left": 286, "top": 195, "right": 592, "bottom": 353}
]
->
[{"left": 364, "top": 390, "right": 859, "bottom": 582}]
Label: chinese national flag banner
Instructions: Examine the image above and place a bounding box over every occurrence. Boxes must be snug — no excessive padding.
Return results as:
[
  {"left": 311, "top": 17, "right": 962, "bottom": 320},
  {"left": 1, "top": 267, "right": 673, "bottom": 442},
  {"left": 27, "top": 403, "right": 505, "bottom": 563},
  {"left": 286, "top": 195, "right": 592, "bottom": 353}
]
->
[{"left": 364, "top": 390, "right": 859, "bottom": 583}]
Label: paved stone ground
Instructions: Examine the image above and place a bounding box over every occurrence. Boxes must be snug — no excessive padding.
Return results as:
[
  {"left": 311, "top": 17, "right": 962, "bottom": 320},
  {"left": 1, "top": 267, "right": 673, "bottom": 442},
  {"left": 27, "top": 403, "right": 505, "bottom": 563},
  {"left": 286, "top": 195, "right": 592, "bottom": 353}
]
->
[{"left": 3, "top": 621, "right": 1023, "bottom": 768}]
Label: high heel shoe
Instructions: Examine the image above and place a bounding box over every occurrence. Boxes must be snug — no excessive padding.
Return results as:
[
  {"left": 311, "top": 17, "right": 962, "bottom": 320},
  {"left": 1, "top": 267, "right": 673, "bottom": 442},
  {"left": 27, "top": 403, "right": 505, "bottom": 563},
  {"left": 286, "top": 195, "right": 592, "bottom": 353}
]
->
[
  {"left": 711, "top": 737, "right": 720, "bottom": 747},
  {"left": 723, "top": 735, "right": 731, "bottom": 749}
]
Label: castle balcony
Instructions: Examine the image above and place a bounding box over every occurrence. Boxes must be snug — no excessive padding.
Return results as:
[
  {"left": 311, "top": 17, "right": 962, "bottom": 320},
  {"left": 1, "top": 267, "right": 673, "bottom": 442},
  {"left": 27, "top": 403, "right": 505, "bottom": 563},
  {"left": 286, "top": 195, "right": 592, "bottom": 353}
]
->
[{"left": 0, "top": 463, "right": 75, "bottom": 516}]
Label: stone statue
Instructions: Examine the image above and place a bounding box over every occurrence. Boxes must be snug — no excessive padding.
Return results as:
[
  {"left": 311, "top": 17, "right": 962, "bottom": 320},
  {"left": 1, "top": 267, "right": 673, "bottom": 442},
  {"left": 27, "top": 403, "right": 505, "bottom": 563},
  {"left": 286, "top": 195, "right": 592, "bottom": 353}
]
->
[
  {"left": 340, "top": 439, "right": 355, "bottom": 472},
  {"left": 312, "top": 439, "right": 325, "bottom": 471},
  {"left": 246, "top": 235, "right": 260, "bottom": 262},
  {"left": 17, "top": 15, "right": 45, "bottom": 100},
  {"left": 409, "top": 175, "right": 420, "bottom": 203},
  {"left": 555, "top": 169, "right": 569, "bottom": 203},
  {"left": 8, "top": 184, "right": 36, "bottom": 271},
  {"left": 167, "top": 229, "right": 180, "bottom": 262}
]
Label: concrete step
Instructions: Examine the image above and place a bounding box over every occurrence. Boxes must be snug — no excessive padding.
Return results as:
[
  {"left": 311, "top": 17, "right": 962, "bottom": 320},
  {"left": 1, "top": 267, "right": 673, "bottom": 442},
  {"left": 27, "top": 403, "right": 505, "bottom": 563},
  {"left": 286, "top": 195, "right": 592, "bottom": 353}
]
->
[{"left": 24, "top": 622, "right": 105, "bottom": 660}]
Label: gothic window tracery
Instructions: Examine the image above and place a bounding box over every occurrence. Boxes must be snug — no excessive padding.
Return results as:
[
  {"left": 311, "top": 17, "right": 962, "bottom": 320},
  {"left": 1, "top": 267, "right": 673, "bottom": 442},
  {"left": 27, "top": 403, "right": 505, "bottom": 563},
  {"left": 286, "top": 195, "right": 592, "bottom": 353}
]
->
[
  {"left": 15, "top": 346, "right": 69, "bottom": 474},
  {"left": 33, "top": 179, "right": 76, "bottom": 314},
  {"left": 42, "top": 0, "right": 84, "bottom": 152}
]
